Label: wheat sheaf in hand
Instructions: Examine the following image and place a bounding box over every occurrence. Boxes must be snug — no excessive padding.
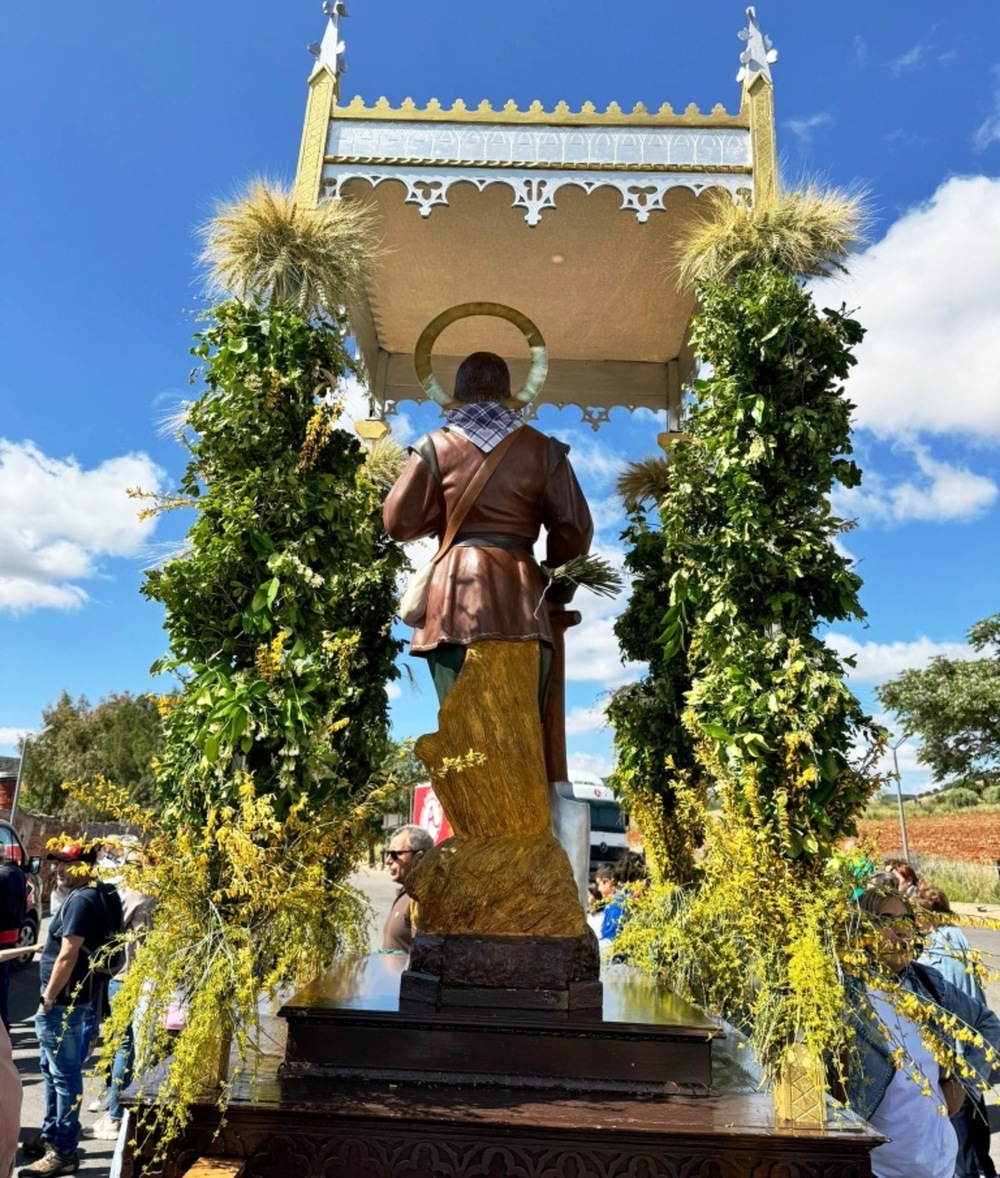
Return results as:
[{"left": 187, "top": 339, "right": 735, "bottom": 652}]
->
[{"left": 543, "top": 553, "right": 623, "bottom": 599}]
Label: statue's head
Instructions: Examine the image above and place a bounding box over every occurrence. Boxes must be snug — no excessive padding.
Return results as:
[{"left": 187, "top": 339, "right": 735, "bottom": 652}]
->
[{"left": 454, "top": 351, "right": 511, "bottom": 404}]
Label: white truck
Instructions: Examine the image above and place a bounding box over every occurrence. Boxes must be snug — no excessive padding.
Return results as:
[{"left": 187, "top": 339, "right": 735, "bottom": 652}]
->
[{"left": 568, "top": 772, "right": 629, "bottom": 873}]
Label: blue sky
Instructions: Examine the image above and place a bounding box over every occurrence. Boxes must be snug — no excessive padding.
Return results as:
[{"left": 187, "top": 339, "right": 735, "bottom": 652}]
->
[{"left": 2, "top": 2, "right": 999, "bottom": 794}]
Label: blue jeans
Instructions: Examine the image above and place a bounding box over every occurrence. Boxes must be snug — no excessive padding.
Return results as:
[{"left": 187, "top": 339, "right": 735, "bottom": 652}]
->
[
  {"left": 107, "top": 979, "right": 134, "bottom": 1121},
  {"left": 35, "top": 1004, "right": 87, "bottom": 1156}
]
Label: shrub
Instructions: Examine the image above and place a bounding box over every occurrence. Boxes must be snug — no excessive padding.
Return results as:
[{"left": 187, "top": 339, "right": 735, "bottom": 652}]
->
[{"left": 932, "top": 787, "right": 980, "bottom": 810}]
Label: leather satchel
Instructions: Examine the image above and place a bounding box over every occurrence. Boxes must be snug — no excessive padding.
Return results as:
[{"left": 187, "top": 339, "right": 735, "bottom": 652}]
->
[{"left": 399, "top": 428, "right": 523, "bottom": 627}]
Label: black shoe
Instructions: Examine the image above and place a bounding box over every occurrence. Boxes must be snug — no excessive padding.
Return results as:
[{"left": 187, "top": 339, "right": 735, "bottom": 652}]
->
[
  {"left": 19, "top": 1148, "right": 80, "bottom": 1176},
  {"left": 19, "top": 1137, "right": 50, "bottom": 1160}
]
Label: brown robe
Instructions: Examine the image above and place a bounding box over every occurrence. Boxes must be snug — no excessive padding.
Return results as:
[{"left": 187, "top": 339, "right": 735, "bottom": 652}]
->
[{"left": 383, "top": 425, "right": 593, "bottom": 654}]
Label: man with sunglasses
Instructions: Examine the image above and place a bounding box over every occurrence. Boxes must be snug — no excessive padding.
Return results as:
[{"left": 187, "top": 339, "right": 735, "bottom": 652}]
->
[{"left": 382, "top": 826, "right": 433, "bottom": 953}]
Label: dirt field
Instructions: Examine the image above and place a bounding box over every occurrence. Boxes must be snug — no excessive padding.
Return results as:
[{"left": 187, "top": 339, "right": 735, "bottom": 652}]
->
[{"left": 857, "top": 811, "right": 1000, "bottom": 864}]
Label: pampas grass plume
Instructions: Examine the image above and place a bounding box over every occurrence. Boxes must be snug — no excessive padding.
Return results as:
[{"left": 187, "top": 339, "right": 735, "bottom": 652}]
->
[
  {"left": 200, "top": 179, "right": 380, "bottom": 317},
  {"left": 676, "top": 186, "right": 869, "bottom": 289},
  {"left": 617, "top": 456, "right": 673, "bottom": 512}
]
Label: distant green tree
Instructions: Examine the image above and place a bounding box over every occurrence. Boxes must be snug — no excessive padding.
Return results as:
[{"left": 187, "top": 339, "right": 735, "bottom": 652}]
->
[
  {"left": 20, "top": 691, "right": 165, "bottom": 818},
  {"left": 878, "top": 613, "right": 1000, "bottom": 789}
]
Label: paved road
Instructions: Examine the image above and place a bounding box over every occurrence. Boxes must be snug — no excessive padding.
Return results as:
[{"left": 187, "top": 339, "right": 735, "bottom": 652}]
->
[
  {"left": 6, "top": 869, "right": 397, "bottom": 1178},
  {"left": 8, "top": 931, "right": 117, "bottom": 1176},
  {"left": 7, "top": 870, "right": 999, "bottom": 1176}
]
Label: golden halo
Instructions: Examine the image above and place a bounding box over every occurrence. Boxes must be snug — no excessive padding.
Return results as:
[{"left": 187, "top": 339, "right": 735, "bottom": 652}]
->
[{"left": 413, "top": 301, "right": 548, "bottom": 409}]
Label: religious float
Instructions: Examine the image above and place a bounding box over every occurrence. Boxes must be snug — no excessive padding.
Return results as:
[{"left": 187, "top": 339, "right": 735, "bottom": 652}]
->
[{"left": 124, "top": 6, "right": 885, "bottom": 1176}]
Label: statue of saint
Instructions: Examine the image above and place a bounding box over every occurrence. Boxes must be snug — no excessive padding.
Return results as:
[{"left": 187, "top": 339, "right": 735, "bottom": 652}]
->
[
  {"left": 381, "top": 350, "right": 597, "bottom": 954},
  {"left": 384, "top": 350, "right": 593, "bottom": 705}
]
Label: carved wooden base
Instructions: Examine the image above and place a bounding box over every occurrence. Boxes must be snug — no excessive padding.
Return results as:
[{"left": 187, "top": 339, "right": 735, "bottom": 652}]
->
[
  {"left": 124, "top": 957, "right": 883, "bottom": 1177},
  {"left": 400, "top": 929, "right": 602, "bottom": 1014},
  {"left": 125, "top": 1076, "right": 881, "bottom": 1178}
]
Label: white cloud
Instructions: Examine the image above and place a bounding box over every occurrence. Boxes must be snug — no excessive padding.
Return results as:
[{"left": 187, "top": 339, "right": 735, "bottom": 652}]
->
[
  {"left": 812, "top": 175, "right": 1000, "bottom": 442},
  {"left": 0, "top": 728, "right": 31, "bottom": 749},
  {"left": 564, "top": 704, "right": 609, "bottom": 737},
  {"left": 884, "top": 129, "right": 926, "bottom": 151},
  {"left": 834, "top": 444, "right": 997, "bottom": 525},
  {"left": 0, "top": 441, "right": 164, "bottom": 613},
  {"left": 853, "top": 36, "right": 869, "bottom": 67},
  {"left": 329, "top": 373, "right": 377, "bottom": 427},
  {"left": 566, "top": 605, "right": 642, "bottom": 688},
  {"left": 385, "top": 682, "right": 402, "bottom": 701},
  {"left": 785, "top": 112, "right": 833, "bottom": 143},
  {"left": 974, "top": 66, "right": 1000, "bottom": 150},
  {"left": 555, "top": 432, "right": 626, "bottom": 490},
  {"left": 826, "top": 632, "right": 975, "bottom": 683},
  {"left": 566, "top": 751, "right": 614, "bottom": 781},
  {"left": 557, "top": 539, "right": 642, "bottom": 688},
  {"left": 586, "top": 493, "right": 629, "bottom": 536},
  {"left": 629, "top": 408, "right": 668, "bottom": 428},
  {"left": 890, "top": 43, "right": 927, "bottom": 75}
]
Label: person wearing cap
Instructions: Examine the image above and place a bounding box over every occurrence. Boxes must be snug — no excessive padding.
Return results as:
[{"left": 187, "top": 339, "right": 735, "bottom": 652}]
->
[{"left": 20, "top": 842, "right": 123, "bottom": 1177}]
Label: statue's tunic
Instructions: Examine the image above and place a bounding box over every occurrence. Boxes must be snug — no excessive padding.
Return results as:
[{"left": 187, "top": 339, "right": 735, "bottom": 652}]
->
[{"left": 384, "top": 425, "right": 592, "bottom": 655}]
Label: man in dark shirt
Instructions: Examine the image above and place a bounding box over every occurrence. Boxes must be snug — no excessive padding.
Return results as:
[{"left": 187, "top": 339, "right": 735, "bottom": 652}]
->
[
  {"left": 21, "top": 842, "right": 122, "bottom": 1177},
  {"left": 0, "top": 856, "right": 26, "bottom": 1032},
  {"left": 381, "top": 825, "right": 433, "bottom": 953}
]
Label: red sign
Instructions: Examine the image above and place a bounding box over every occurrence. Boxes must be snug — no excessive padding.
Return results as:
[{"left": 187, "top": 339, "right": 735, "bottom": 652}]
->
[{"left": 412, "top": 783, "right": 453, "bottom": 845}]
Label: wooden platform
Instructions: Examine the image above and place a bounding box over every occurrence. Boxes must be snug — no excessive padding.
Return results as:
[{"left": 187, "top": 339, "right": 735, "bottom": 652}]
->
[
  {"left": 280, "top": 952, "right": 719, "bottom": 1094},
  {"left": 125, "top": 955, "right": 884, "bottom": 1178},
  {"left": 127, "top": 1070, "right": 881, "bottom": 1178}
]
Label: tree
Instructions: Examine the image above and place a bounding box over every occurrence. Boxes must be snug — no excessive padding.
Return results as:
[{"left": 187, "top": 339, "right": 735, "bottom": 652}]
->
[
  {"left": 611, "top": 188, "right": 888, "bottom": 1090},
  {"left": 91, "top": 184, "right": 406, "bottom": 1152},
  {"left": 606, "top": 509, "right": 703, "bottom": 884},
  {"left": 878, "top": 613, "right": 1000, "bottom": 788},
  {"left": 19, "top": 691, "right": 164, "bottom": 818}
]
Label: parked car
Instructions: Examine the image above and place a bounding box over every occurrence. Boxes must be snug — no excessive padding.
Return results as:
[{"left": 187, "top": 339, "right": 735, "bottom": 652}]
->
[{"left": 0, "top": 819, "right": 42, "bottom": 969}]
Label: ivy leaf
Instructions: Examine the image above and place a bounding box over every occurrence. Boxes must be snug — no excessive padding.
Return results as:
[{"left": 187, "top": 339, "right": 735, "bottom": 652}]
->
[{"left": 702, "top": 722, "right": 731, "bottom": 742}]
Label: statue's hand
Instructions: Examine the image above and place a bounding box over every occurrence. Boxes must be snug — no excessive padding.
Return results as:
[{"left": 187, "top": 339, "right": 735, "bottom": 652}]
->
[{"left": 540, "top": 564, "right": 578, "bottom": 604}]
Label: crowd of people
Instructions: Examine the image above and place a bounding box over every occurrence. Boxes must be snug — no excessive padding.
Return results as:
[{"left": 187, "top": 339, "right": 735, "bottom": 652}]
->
[
  {"left": 0, "top": 838, "right": 152, "bottom": 1178},
  {"left": 1, "top": 824, "right": 997, "bottom": 1178}
]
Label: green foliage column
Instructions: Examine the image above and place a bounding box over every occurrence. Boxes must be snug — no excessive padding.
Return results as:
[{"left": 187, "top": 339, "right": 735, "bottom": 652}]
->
[
  {"left": 613, "top": 229, "right": 888, "bottom": 1084},
  {"left": 661, "top": 266, "right": 880, "bottom": 855},
  {"left": 607, "top": 512, "right": 703, "bottom": 885},
  {"left": 143, "top": 300, "right": 404, "bottom": 825}
]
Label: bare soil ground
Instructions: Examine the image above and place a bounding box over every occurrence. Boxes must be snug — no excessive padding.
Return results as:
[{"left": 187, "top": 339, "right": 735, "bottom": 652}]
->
[{"left": 857, "top": 811, "right": 999, "bottom": 864}]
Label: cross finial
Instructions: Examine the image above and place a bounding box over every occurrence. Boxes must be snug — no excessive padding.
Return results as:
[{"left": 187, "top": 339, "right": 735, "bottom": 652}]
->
[
  {"left": 308, "top": 1, "right": 349, "bottom": 79},
  {"left": 736, "top": 6, "right": 778, "bottom": 87}
]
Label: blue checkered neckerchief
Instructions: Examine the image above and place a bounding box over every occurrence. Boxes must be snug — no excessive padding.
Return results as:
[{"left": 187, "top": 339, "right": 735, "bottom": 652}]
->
[{"left": 444, "top": 402, "right": 524, "bottom": 452}]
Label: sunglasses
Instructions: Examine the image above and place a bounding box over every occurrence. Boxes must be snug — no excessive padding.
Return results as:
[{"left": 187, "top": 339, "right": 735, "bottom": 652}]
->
[
  {"left": 386, "top": 849, "right": 418, "bottom": 862},
  {"left": 874, "top": 913, "right": 916, "bottom": 930}
]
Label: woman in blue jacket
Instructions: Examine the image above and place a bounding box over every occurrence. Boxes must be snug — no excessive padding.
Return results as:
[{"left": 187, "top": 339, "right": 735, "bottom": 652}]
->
[{"left": 846, "top": 882, "right": 1000, "bottom": 1178}]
